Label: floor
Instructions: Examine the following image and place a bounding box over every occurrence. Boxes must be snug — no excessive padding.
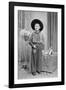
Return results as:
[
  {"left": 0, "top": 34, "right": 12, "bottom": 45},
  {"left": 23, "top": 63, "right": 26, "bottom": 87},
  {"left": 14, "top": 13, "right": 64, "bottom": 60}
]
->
[
  {"left": 18, "top": 67, "right": 57, "bottom": 79},
  {"left": 18, "top": 54, "right": 57, "bottom": 79}
]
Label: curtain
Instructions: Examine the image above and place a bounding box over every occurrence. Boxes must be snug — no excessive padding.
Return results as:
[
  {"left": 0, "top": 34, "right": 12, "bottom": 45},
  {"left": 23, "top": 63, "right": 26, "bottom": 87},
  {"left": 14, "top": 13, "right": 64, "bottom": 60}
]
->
[
  {"left": 47, "top": 12, "right": 57, "bottom": 51},
  {"left": 42, "top": 12, "right": 58, "bottom": 72}
]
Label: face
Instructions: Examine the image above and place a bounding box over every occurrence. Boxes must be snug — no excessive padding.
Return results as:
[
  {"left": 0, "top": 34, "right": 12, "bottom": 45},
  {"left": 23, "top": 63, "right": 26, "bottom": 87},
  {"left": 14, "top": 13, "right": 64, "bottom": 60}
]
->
[{"left": 34, "top": 23, "right": 40, "bottom": 32}]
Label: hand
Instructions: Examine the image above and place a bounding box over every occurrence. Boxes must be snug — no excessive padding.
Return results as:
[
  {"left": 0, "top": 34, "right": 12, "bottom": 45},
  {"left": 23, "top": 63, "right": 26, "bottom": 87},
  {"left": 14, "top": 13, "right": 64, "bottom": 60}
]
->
[{"left": 33, "top": 45, "right": 36, "bottom": 49}]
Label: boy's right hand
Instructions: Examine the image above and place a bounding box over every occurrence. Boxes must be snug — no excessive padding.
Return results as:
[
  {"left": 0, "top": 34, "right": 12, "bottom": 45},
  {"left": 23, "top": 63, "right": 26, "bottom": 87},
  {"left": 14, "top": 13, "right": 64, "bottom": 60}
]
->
[{"left": 33, "top": 45, "right": 36, "bottom": 49}]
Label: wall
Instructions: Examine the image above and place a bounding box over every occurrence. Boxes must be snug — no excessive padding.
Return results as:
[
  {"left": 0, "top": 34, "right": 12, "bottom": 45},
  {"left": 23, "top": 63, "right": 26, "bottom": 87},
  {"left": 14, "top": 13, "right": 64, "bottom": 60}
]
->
[
  {"left": 18, "top": 10, "right": 57, "bottom": 64},
  {"left": 18, "top": 10, "right": 48, "bottom": 50},
  {"left": 18, "top": 11, "right": 48, "bottom": 63}
]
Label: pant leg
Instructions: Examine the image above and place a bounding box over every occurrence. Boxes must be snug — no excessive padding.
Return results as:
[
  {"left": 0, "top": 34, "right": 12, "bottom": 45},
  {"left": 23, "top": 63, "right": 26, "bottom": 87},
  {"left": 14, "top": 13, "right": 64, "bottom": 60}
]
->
[
  {"left": 31, "top": 49, "right": 37, "bottom": 73},
  {"left": 36, "top": 48, "right": 42, "bottom": 72}
]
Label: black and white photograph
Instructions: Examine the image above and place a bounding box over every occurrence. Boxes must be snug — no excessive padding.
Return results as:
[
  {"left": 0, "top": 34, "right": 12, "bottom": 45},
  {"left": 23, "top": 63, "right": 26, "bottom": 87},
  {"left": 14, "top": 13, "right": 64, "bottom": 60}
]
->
[
  {"left": 9, "top": 2, "right": 64, "bottom": 88},
  {"left": 18, "top": 10, "right": 58, "bottom": 78}
]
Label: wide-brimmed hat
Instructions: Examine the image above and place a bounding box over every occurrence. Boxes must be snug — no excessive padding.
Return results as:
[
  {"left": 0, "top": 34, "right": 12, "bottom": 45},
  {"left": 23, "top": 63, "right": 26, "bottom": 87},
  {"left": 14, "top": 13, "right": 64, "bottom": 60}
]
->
[{"left": 31, "top": 19, "right": 43, "bottom": 31}]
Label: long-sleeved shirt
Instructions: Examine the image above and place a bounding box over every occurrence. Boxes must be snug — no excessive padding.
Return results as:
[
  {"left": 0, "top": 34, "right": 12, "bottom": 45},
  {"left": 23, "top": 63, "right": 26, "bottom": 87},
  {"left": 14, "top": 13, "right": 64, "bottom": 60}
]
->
[{"left": 29, "top": 31, "right": 44, "bottom": 50}]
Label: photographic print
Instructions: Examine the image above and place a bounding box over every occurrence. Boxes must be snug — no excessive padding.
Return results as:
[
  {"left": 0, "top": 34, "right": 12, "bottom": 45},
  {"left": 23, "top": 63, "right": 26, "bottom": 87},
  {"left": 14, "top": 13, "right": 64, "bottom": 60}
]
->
[
  {"left": 18, "top": 10, "right": 57, "bottom": 78},
  {"left": 9, "top": 2, "right": 64, "bottom": 88}
]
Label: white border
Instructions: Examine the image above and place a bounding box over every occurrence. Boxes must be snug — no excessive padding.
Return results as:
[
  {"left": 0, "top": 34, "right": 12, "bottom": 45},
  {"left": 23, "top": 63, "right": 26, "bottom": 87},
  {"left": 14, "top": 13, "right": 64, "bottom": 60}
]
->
[{"left": 14, "top": 6, "right": 61, "bottom": 84}]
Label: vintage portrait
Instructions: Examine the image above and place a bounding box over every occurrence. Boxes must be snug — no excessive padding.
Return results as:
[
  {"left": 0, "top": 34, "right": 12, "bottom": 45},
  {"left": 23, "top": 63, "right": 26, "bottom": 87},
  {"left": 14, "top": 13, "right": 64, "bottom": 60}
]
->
[
  {"left": 18, "top": 10, "right": 58, "bottom": 79},
  {"left": 9, "top": 2, "right": 64, "bottom": 88}
]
